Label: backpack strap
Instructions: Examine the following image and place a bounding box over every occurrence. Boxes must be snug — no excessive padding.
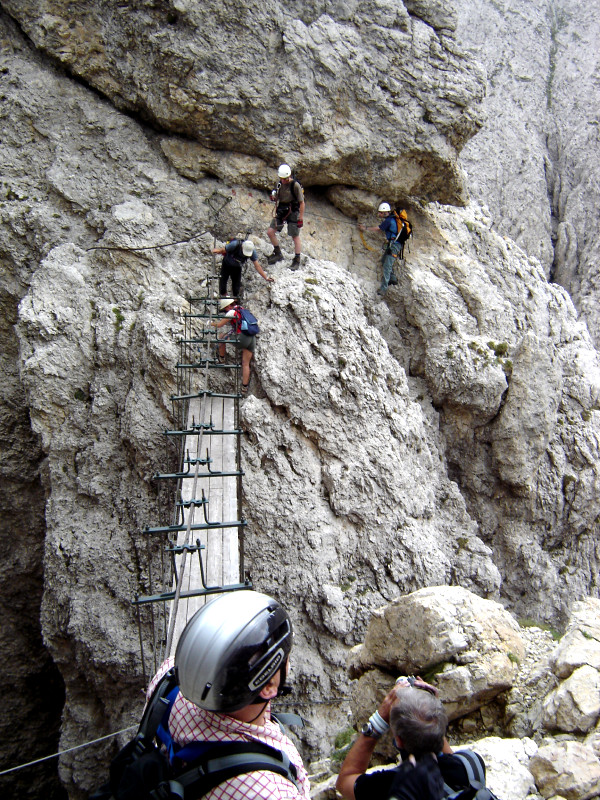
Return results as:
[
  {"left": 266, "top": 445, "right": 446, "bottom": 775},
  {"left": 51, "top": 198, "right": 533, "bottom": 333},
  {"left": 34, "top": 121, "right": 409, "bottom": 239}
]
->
[
  {"left": 275, "top": 178, "right": 301, "bottom": 212},
  {"left": 173, "top": 740, "right": 300, "bottom": 798},
  {"left": 271, "top": 712, "right": 304, "bottom": 731},
  {"left": 452, "top": 751, "right": 486, "bottom": 785},
  {"left": 443, "top": 750, "right": 487, "bottom": 800},
  {"left": 137, "top": 669, "right": 179, "bottom": 741},
  {"left": 155, "top": 685, "right": 182, "bottom": 761}
]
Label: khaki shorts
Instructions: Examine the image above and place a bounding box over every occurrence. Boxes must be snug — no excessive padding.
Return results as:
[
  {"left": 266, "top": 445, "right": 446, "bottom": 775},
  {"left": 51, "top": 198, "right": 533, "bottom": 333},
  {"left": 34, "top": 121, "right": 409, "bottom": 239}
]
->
[{"left": 270, "top": 210, "right": 300, "bottom": 238}]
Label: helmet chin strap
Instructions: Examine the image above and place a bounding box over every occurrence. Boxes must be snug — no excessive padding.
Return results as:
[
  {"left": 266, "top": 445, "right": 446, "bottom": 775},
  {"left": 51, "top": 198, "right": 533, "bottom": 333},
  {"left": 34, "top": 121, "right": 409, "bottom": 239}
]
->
[
  {"left": 276, "top": 660, "right": 292, "bottom": 697},
  {"left": 249, "top": 662, "right": 293, "bottom": 710},
  {"left": 246, "top": 699, "right": 269, "bottom": 723}
]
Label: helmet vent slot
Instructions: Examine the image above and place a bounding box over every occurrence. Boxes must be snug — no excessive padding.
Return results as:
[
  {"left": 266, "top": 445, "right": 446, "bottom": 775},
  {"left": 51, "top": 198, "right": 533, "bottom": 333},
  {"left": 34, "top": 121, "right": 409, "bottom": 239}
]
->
[{"left": 200, "top": 682, "right": 212, "bottom": 701}]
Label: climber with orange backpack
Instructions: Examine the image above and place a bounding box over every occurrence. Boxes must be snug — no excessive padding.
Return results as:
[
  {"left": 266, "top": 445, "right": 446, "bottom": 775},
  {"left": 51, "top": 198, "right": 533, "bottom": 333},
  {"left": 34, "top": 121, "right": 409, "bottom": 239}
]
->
[{"left": 359, "top": 204, "right": 412, "bottom": 296}]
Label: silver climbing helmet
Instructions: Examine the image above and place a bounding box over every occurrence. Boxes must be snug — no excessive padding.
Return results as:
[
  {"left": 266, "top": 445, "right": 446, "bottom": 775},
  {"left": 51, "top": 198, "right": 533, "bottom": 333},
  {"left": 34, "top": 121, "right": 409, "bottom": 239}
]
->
[
  {"left": 378, "top": 202, "right": 391, "bottom": 213},
  {"left": 175, "top": 590, "right": 293, "bottom": 712}
]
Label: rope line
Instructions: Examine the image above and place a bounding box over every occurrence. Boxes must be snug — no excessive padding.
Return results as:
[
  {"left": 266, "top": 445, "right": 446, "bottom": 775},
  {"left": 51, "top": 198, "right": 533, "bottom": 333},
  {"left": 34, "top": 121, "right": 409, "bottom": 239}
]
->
[
  {"left": 86, "top": 229, "right": 211, "bottom": 253},
  {"left": 0, "top": 725, "right": 137, "bottom": 777},
  {"left": 358, "top": 228, "right": 380, "bottom": 252},
  {"left": 82, "top": 194, "right": 389, "bottom": 256}
]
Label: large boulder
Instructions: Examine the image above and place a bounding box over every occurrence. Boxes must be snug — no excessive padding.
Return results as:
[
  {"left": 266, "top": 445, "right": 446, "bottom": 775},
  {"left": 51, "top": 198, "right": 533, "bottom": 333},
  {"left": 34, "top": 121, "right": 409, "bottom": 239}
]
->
[
  {"left": 463, "top": 736, "right": 538, "bottom": 800},
  {"left": 529, "top": 740, "right": 600, "bottom": 800},
  {"left": 542, "top": 665, "right": 600, "bottom": 734},
  {"left": 551, "top": 598, "right": 600, "bottom": 679},
  {"left": 349, "top": 586, "right": 524, "bottom": 722}
]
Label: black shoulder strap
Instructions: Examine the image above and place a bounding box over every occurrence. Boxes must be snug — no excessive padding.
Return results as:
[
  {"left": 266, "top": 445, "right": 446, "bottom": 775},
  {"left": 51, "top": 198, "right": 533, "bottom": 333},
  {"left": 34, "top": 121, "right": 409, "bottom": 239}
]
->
[
  {"left": 452, "top": 751, "right": 486, "bottom": 785},
  {"left": 138, "top": 668, "right": 179, "bottom": 740},
  {"left": 174, "top": 740, "right": 300, "bottom": 799}
]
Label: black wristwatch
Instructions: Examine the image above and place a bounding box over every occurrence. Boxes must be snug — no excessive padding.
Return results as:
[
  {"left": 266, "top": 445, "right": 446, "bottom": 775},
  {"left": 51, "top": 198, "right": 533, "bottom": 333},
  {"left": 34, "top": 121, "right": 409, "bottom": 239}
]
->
[{"left": 361, "top": 721, "right": 381, "bottom": 739}]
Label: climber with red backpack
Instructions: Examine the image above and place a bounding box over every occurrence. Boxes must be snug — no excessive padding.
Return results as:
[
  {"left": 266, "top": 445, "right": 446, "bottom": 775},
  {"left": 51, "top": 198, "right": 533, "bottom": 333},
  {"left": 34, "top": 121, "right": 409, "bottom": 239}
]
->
[
  {"left": 213, "top": 297, "right": 259, "bottom": 395},
  {"left": 359, "top": 203, "right": 412, "bottom": 296}
]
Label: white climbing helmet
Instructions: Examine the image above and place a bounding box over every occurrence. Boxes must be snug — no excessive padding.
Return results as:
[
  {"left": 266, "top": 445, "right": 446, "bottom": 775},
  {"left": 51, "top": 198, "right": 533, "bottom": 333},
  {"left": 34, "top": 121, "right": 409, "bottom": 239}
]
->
[
  {"left": 378, "top": 202, "right": 391, "bottom": 213},
  {"left": 242, "top": 240, "right": 254, "bottom": 257},
  {"left": 278, "top": 164, "right": 292, "bottom": 179}
]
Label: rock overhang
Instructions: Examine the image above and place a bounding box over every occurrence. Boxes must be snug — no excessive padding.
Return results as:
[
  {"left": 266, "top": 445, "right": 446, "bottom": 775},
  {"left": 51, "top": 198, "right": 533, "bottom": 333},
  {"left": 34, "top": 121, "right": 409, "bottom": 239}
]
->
[{"left": 2, "top": 0, "right": 484, "bottom": 205}]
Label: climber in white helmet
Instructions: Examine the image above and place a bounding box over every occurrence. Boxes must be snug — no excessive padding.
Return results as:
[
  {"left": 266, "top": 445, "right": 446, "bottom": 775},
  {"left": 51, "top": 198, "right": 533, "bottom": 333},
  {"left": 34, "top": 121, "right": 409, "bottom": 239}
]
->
[
  {"left": 146, "top": 590, "right": 311, "bottom": 799},
  {"left": 359, "top": 202, "right": 402, "bottom": 296},
  {"left": 267, "top": 164, "right": 305, "bottom": 271}
]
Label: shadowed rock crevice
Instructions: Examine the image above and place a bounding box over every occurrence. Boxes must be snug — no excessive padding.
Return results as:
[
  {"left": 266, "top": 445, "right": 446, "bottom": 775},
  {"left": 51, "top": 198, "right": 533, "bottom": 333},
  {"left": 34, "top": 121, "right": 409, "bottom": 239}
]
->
[{"left": 0, "top": 286, "right": 66, "bottom": 797}]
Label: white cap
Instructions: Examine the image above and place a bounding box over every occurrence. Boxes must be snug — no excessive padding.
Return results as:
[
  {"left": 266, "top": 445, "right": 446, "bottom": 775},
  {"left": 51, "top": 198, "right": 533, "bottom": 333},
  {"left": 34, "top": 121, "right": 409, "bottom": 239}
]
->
[{"left": 242, "top": 240, "right": 254, "bottom": 257}]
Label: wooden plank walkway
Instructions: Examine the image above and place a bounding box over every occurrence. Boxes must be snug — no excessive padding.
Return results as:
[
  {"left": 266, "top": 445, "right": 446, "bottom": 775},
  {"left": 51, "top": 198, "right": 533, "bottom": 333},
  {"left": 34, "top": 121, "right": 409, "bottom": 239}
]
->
[{"left": 166, "top": 394, "right": 240, "bottom": 654}]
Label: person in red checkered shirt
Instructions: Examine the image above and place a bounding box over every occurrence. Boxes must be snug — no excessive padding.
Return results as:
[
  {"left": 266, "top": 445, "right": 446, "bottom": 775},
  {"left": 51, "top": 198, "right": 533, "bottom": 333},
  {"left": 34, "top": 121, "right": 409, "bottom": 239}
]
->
[{"left": 147, "top": 591, "right": 310, "bottom": 799}]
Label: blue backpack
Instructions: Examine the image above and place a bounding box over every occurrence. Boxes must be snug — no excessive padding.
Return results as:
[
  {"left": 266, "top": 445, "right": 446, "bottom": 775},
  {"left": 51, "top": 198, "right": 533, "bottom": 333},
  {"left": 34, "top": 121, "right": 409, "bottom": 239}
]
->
[{"left": 234, "top": 305, "right": 260, "bottom": 336}]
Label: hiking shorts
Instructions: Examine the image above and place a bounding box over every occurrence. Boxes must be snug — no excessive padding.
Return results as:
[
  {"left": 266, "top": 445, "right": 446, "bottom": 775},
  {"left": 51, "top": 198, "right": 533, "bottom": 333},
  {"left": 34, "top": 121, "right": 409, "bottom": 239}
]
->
[
  {"left": 270, "top": 209, "right": 300, "bottom": 238},
  {"left": 236, "top": 333, "right": 256, "bottom": 353}
]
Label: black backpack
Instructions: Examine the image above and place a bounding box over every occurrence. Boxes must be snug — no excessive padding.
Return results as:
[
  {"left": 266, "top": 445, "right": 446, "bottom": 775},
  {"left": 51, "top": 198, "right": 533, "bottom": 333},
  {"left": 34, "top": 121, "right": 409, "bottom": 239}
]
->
[
  {"left": 443, "top": 750, "right": 499, "bottom": 800},
  {"left": 386, "top": 750, "right": 499, "bottom": 800},
  {"left": 90, "top": 669, "right": 301, "bottom": 800}
]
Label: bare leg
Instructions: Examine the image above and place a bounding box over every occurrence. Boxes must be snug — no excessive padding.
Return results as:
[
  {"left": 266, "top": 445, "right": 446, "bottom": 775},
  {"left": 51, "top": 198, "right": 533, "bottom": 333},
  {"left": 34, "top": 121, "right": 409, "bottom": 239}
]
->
[
  {"left": 267, "top": 227, "right": 279, "bottom": 248},
  {"left": 242, "top": 349, "right": 253, "bottom": 386}
]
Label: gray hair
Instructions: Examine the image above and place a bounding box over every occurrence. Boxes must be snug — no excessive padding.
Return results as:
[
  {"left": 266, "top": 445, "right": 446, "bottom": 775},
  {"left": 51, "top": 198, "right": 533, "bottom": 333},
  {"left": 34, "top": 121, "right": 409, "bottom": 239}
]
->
[{"left": 389, "top": 686, "right": 448, "bottom": 758}]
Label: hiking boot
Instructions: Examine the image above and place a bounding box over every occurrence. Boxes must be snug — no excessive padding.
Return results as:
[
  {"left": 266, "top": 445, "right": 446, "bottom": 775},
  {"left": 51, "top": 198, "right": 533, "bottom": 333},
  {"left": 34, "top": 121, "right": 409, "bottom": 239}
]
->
[
  {"left": 388, "top": 274, "right": 399, "bottom": 286},
  {"left": 377, "top": 286, "right": 388, "bottom": 296},
  {"left": 290, "top": 254, "right": 301, "bottom": 271},
  {"left": 267, "top": 247, "right": 283, "bottom": 265}
]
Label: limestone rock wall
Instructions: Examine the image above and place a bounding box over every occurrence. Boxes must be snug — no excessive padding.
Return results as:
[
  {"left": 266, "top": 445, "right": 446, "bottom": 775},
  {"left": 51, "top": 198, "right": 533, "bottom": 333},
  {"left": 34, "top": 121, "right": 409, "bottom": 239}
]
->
[
  {"left": 1, "top": 0, "right": 485, "bottom": 203},
  {"left": 0, "top": 2, "right": 599, "bottom": 798},
  {"left": 456, "top": 0, "right": 600, "bottom": 348}
]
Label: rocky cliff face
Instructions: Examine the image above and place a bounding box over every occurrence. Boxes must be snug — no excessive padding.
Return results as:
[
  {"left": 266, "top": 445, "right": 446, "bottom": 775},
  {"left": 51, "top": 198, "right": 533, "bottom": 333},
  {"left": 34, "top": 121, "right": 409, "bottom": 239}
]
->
[
  {"left": 0, "top": 0, "right": 599, "bottom": 797},
  {"left": 456, "top": 0, "right": 600, "bottom": 349},
  {"left": 1, "top": 0, "right": 484, "bottom": 203}
]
